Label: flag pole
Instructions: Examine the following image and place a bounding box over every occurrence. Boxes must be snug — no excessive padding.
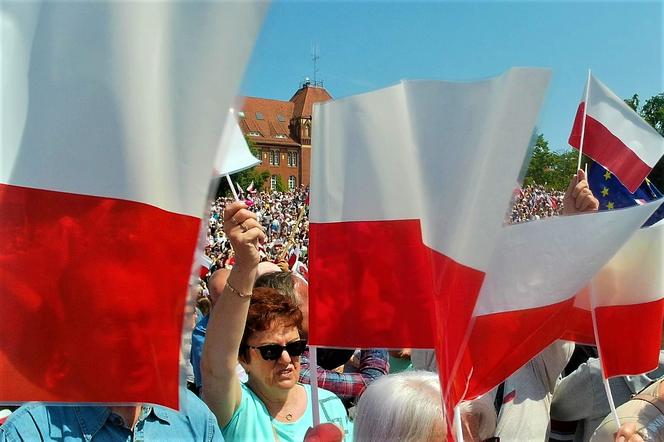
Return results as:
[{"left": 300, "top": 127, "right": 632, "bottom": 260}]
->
[
  {"left": 589, "top": 280, "right": 621, "bottom": 427},
  {"left": 277, "top": 202, "right": 307, "bottom": 261},
  {"left": 453, "top": 405, "right": 465, "bottom": 442},
  {"left": 309, "top": 345, "right": 321, "bottom": 427},
  {"left": 576, "top": 69, "right": 592, "bottom": 172},
  {"left": 225, "top": 174, "right": 240, "bottom": 201}
]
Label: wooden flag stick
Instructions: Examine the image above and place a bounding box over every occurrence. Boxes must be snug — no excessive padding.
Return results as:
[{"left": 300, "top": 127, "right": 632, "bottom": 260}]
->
[
  {"left": 576, "top": 69, "right": 592, "bottom": 172},
  {"left": 453, "top": 405, "right": 465, "bottom": 442},
  {"left": 277, "top": 202, "right": 307, "bottom": 261},
  {"left": 309, "top": 346, "right": 321, "bottom": 427},
  {"left": 589, "top": 280, "right": 621, "bottom": 427},
  {"left": 226, "top": 174, "right": 240, "bottom": 201}
]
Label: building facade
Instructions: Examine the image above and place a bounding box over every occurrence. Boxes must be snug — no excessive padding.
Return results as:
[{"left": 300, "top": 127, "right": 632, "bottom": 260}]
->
[{"left": 238, "top": 81, "right": 332, "bottom": 190}]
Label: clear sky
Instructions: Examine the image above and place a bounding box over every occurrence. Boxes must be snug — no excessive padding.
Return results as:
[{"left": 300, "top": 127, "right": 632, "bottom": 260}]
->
[{"left": 240, "top": 0, "right": 663, "bottom": 152}]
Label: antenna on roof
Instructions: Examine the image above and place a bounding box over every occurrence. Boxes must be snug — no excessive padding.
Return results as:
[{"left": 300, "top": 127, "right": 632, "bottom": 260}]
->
[
  {"left": 312, "top": 44, "right": 319, "bottom": 85},
  {"left": 310, "top": 43, "right": 323, "bottom": 88}
]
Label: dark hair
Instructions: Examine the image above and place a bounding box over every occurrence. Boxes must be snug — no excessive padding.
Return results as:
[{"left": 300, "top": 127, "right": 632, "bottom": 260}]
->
[
  {"left": 254, "top": 271, "right": 297, "bottom": 303},
  {"left": 239, "top": 287, "right": 303, "bottom": 361}
]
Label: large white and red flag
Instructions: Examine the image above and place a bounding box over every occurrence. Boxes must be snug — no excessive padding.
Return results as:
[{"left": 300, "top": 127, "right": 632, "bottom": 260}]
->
[
  {"left": 569, "top": 74, "right": 664, "bottom": 193},
  {"left": 460, "top": 201, "right": 661, "bottom": 400},
  {"left": 0, "top": 1, "right": 266, "bottom": 407},
  {"left": 308, "top": 68, "right": 551, "bottom": 418}
]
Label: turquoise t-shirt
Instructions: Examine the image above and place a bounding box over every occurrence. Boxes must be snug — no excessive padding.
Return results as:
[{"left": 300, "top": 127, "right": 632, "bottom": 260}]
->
[{"left": 222, "top": 383, "right": 353, "bottom": 442}]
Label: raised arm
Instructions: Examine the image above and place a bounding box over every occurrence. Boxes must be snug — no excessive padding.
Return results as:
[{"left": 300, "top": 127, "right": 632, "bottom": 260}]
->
[
  {"left": 562, "top": 168, "right": 599, "bottom": 215},
  {"left": 201, "top": 201, "right": 265, "bottom": 427}
]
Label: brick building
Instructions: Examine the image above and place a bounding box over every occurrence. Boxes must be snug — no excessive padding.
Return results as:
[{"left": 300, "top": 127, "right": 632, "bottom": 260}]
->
[{"left": 238, "top": 81, "right": 332, "bottom": 190}]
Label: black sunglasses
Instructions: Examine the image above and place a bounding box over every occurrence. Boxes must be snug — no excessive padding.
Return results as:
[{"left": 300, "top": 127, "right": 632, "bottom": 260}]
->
[{"left": 246, "top": 339, "right": 308, "bottom": 361}]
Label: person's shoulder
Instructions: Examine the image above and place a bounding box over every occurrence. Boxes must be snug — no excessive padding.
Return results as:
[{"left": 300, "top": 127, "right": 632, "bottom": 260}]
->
[
  {"left": 166, "top": 389, "right": 217, "bottom": 423},
  {"left": 0, "top": 403, "right": 57, "bottom": 440}
]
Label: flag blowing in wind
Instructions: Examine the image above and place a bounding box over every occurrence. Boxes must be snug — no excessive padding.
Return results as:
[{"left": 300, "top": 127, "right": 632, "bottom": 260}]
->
[
  {"left": 588, "top": 162, "right": 664, "bottom": 227},
  {"left": 569, "top": 74, "right": 664, "bottom": 193},
  {"left": 309, "top": 68, "right": 551, "bottom": 413},
  {"left": 0, "top": 1, "right": 266, "bottom": 407},
  {"left": 461, "top": 201, "right": 661, "bottom": 400}
]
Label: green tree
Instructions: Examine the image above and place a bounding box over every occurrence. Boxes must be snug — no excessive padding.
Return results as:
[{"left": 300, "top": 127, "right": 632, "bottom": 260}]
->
[
  {"left": 638, "top": 93, "right": 664, "bottom": 189},
  {"left": 274, "top": 175, "right": 287, "bottom": 192},
  {"left": 624, "top": 94, "right": 639, "bottom": 111},
  {"left": 523, "top": 134, "right": 582, "bottom": 191}
]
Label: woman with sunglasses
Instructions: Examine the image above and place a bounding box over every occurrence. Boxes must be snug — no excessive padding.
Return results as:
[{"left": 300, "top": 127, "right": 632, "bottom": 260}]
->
[{"left": 202, "top": 201, "right": 352, "bottom": 441}]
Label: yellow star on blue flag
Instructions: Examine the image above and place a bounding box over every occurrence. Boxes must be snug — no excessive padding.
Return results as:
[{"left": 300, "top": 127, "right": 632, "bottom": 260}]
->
[{"left": 589, "top": 163, "right": 664, "bottom": 227}]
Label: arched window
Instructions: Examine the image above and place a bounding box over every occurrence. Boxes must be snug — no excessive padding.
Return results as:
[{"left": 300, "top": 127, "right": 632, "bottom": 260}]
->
[{"left": 270, "top": 175, "right": 277, "bottom": 190}]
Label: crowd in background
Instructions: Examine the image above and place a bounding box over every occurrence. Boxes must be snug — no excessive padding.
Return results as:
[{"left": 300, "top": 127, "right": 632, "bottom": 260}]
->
[
  {"left": 509, "top": 185, "right": 564, "bottom": 224},
  {"left": 204, "top": 184, "right": 564, "bottom": 271},
  {"left": 205, "top": 186, "right": 310, "bottom": 268}
]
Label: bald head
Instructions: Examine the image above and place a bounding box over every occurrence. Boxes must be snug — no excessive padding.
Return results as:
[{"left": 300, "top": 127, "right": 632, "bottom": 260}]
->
[{"left": 207, "top": 268, "right": 231, "bottom": 307}]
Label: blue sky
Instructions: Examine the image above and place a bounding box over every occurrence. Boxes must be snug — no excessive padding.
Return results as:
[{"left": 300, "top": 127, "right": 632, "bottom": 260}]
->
[{"left": 240, "top": 1, "right": 663, "bottom": 152}]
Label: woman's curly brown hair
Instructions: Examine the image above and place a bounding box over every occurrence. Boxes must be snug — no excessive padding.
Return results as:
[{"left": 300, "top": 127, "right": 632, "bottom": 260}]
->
[{"left": 239, "top": 287, "right": 303, "bottom": 361}]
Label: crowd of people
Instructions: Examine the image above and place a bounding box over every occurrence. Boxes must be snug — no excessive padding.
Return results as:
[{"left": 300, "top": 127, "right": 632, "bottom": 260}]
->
[
  {"left": 2, "top": 172, "right": 663, "bottom": 442},
  {"left": 205, "top": 186, "right": 310, "bottom": 269},
  {"left": 509, "top": 185, "right": 564, "bottom": 224}
]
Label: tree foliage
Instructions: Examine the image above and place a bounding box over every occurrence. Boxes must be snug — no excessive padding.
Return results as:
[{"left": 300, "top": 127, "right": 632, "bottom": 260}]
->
[
  {"left": 626, "top": 92, "right": 664, "bottom": 190},
  {"left": 523, "top": 134, "right": 578, "bottom": 191}
]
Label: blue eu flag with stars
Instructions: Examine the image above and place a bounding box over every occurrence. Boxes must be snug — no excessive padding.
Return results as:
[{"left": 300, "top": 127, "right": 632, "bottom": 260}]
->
[{"left": 588, "top": 162, "right": 664, "bottom": 227}]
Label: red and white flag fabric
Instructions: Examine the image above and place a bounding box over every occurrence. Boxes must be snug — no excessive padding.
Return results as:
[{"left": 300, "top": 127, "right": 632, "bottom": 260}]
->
[
  {"left": 461, "top": 201, "right": 661, "bottom": 400},
  {"left": 568, "top": 218, "right": 664, "bottom": 379},
  {"left": 309, "top": 68, "right": 551, "bottom": 418},
  {"left": 198, "top": 253, "right": 214, "bottom": 280},
  {"left": 569, "top": 74, "right": 664, "bottom": 193},
  {"left": 213, "top": 108, "right": 260, "bottom": 177},
  {"left": 0, "top": 1, "right": 266, "bottom": 407}
]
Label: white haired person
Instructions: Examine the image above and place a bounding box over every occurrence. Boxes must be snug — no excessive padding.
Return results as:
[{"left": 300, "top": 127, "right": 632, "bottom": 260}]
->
[{"left": 353, "top": 371, "right": 496, "bottom": 441}]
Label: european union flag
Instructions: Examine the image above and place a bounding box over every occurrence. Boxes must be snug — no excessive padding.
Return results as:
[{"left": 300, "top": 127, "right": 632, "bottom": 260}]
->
[{"left": 588, "top": 162, "right": 664, "bottom": 227}]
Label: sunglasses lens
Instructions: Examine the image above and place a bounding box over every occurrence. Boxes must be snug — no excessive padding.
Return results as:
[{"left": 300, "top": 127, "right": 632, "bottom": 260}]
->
[
  {"left": 286, "top": 340, "right": 307, "bottom": 357},
  {"left": 259, "top": 345, "right": 283, "bottom": 361},
  {"left": 256, "top": 340, "right": 308, "bottom": 361}
]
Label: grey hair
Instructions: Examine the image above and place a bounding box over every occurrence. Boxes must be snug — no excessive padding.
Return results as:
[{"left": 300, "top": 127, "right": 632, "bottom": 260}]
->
[{"left": 353, "top": 371, "right": 445, "bottom": 442}]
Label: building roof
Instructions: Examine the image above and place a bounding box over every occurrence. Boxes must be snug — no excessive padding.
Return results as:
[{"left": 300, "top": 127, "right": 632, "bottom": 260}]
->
[
  {"left": 289, "top": 84, "right": 333, "bottom": 118},
  {"left": 239, "top": 96, "right": 298, "bottom": 146},
  {"left": 238, "top": 84, "right": 333, "bottom": 146}
]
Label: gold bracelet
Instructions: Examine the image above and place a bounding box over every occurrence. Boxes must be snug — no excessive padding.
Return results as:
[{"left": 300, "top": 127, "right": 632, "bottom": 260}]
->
[{"left": 226, "top": 280, "right": 252, "bottom": 298}]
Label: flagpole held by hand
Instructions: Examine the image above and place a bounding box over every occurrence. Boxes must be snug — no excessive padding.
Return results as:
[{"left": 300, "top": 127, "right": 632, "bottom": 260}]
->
[
  {"left": 226, "top": 174, "right": 240, "bottom": 201},
  {"left": 576, "top": 69, "right": 592, "bottom": 172}
]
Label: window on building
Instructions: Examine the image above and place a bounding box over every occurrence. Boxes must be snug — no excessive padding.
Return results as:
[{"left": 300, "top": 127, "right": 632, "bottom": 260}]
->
[
  {"left": 288, "top": 176, "right": 296, "bottom": 190},
  {"left": 275, "top": 134, "right": 287, "bottom": 139},
  {"left": 269, "top": 150, "right": 280, "bottom": 166},
  {"left": 256, "top": 112, "right": 264, "bottom": 120},
  {"left": 238, "top": 111, "right": 245, "bottom": 118},
  {"left": 247, "top": 131, "right": 261, "bottom": 137},
  {"left": 277, "top": 114, "right": 286, "bottom": 122},
  {"left": 287, "top": 152, "right": 298, "bottom": 167},
  {"left": 270, "top": 175, "right": 277, "bottom": 190}
]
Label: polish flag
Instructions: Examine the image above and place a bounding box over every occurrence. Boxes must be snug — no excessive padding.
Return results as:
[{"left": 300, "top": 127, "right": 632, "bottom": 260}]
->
[
  {"left": 567, "top": 218, "right": 664, "bottom": 378},
  {"left": 308, "top": 68, "right": 551, "bottom": 416},
  {"left": 569, "top": 74, "right": 664, "bottom": 193},
  {"left": 461, "top": 201, "right": 661, "bottom": 400},
  {"left": 0, "top": 2, "right": 266, "bottom": 407},
  {"left": 213, "top": 108, "right": 260, "bottom": 177},
  {"left": 198, "top": 254, "right": 214, "bottom": 280}
]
